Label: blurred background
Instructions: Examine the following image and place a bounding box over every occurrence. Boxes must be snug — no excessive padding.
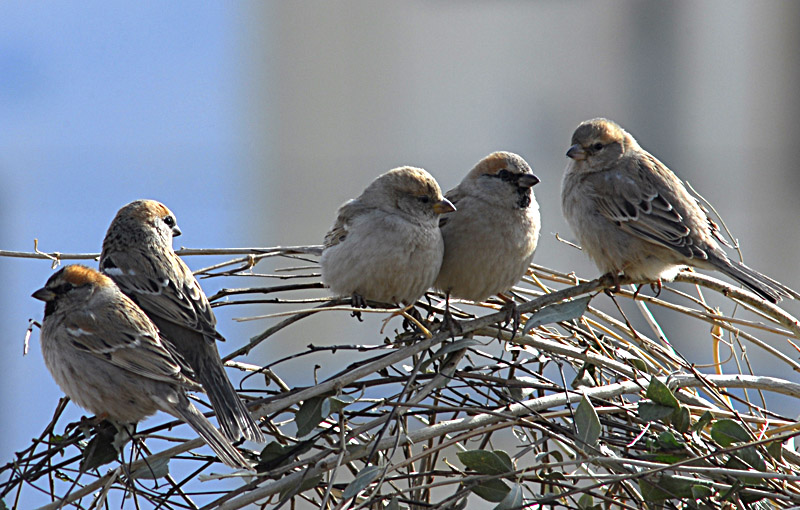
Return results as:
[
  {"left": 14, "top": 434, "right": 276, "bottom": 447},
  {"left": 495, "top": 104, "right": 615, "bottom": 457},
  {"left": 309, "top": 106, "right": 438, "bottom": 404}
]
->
[{"left": 2, "top": 1, "right": 800, "bottom": 507}]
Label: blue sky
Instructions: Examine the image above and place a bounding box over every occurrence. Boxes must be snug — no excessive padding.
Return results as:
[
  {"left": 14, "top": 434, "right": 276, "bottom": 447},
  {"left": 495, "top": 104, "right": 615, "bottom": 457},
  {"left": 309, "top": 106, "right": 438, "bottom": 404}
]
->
[{"left": 0, "top": 2, "right": 250, "bottom": 485}]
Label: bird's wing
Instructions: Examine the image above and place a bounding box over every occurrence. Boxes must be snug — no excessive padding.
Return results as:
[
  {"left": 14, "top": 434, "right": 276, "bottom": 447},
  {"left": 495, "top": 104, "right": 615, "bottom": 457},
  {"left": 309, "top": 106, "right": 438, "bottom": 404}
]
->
[
  {"left": 100, "top": 250, "right": 222, "bottom": 341},
  {"left": 66, "top": 305, "right": 196, "bottom": 387},
  {"left": 323, "top": 199, "right": 370, "bottom": 249},
  {"left": 591, "top": 156, "right": 709, "bottom": 260}
]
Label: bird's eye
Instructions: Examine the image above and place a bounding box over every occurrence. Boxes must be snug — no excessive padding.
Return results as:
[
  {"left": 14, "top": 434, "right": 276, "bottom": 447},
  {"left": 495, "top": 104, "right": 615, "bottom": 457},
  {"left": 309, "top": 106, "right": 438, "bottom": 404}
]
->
[
  {"left": 592, "top": 143, "right": 604, "bottom": 152},
  {"left": 497, "top": 169, "right": 512, "bottom": 180},
  {"left": 53, "top": 282, "right": 74, "bottom": 295},
  {"left": 163, "top": 216, "right": 175, "bottom": 227},
  {"left": 417, "top": 195, "right": 431, "bottom": 204}
]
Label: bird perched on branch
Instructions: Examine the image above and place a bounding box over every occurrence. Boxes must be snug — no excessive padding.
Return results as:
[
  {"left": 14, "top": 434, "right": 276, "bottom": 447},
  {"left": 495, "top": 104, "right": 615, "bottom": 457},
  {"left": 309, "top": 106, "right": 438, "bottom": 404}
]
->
[
  {"left": 435, "top": 151, "right": 540, "bottom": 310},
  {"left": 100, "top": 200, "right": 264, "bottom": 444},
  {"left": 32, "top": 265, "right": 252, "bottom": 469},
  {"left": 321, "top": 166, "right": 455, "bottom": 307},
  {"left": 561, "top": 117, "right": 798, "bottom": 302}
]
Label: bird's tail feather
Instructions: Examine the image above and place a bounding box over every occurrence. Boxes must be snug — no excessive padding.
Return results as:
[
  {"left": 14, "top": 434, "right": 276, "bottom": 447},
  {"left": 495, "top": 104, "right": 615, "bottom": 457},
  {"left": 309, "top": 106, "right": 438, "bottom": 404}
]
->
[
  {"left": 197, "top": 358, "right": 266, "bottom": 444},
  {"left": 171, "top": 398, "right": 252, "bottom": 470},
  {"left": 712, "top": 255, "right": 800, "bottom": 303}
]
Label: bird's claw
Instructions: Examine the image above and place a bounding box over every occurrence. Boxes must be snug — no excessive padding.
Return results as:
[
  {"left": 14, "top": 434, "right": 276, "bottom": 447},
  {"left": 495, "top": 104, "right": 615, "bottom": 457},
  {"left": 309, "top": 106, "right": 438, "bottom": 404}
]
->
[
  {"left": 501, "top": 301, "right": 521, "bottom": 340},
  {"left": 350, "top": 293, "right": 366, "bottom": 321},
  {"left": 650, "top": 279, "right": 663, "bottom": 297},
  {"left": 380, "top": 304, "right": 432, "bottom": 338},
  {"left": 440, "top": 309, "right": 463, "bottom": 338}
]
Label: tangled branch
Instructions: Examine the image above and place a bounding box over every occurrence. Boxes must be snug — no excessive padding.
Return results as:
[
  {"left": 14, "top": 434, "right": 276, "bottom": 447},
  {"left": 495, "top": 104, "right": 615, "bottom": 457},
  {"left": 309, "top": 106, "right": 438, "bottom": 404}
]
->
[{"left": 3, "top": 244, "right": 800, "bottom": 509}]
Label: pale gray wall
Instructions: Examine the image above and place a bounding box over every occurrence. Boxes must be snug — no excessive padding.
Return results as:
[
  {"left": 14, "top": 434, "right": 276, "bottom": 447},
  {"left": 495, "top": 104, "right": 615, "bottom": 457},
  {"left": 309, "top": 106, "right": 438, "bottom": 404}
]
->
[{"left": 239, "top": 1, "right": 800, "bottom": 403}]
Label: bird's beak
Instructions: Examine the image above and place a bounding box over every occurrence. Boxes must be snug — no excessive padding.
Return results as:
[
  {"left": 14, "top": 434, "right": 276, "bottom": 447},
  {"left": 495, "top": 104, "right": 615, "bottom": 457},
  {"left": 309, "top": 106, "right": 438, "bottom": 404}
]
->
[
  {"left": 566, "top": 144, "right": 587, "bottom": 161},
  {"left": 518, "top": 174, "right": 540, "bottom": 188},
  {"left": 172, "top": 225, "right": 182, "bottom": 237},
  {"left": 432, "top": 198, "right": 456, "bottom": 215},
  {"left": 32, "top": 287, "right": 56, "bottom": 302}
]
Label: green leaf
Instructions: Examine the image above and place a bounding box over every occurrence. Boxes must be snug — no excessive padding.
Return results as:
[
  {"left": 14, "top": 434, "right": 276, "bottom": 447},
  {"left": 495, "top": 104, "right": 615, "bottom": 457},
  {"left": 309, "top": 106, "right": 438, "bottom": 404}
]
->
[
  {"left": 258, "top": 440, "right": 314, "bottom": 471},
  {"left": 673, "top": 406, "right": 691, "bottom": 434},
  {"left": 50, "top": 433, "right": 68, "bottom": 445},
  {"left": 571, "top": 363, "right": 597, "bottom": 389},
  {"left": 692, "top": 411, "right": 713, "bottom": 432},
  {"left": 577, "top": 493, "right": 594, "bottom": 510},
  {"left": 329, "top": 395, "right": 356, "bottom": 413},
  {"left": 629, "top": 357, "right": 648, "bottom": 372},
  {"left": 656, "top": 430, "right": 682, "bottom": 450},
  {"left": 639, "top": 475, "right": 695, "bottom": 501},
  {"left": 279, "top": 474, "right": 323, "bottom": 501},
  {"left": 615, "top": 349, "right": 648, "bottom": 372},
  {"left": 259, "top": 441, "right": 289, "bottom": 462},
  {"left": 575, "top": 395, "right": 601, "bottom": 448},
  {"left": 540, "top": 470, "right": 566, "bottom": 481},
  {"left": 342, "top": 464, "right": 382, "bottom": 500},
  {"left": 737, "top": 446, "right": 767, "bottom": 472},
  {"left": 469, "top": 478, "right": 510, "bottom": 503},
  {"left": 638, "top": 401, "right": 675, "bottom": 422},
  {"left": 129, "top": 456, "right": 170, "bottom": 480},
  {"left": 724, "top": 455, "right": 764, "bottom": 485},
  {"left": 534, "top": 450, "right": 563, "bottom": 464},
  {"left": 494, "top": 483, "right": 523, "bottom": 510},
  {"left": 507, "top": 376, "right": 537, "bottom": 401},
  {"left": 492, "top": 450, "right": 514, "bottom": 475},
  {"left": 457, "top": 450, "right": 514, "bottom": 476},
  {"left": 295, "top": 395, "right": 329, "bottom": 437},
  {"left": 80, "top": 428, "right": 119, "bottom": 471},
  {"left": 724, "top": 446, "right": 767, "bottom": 486},
  {"left": 646, "top": 378, "right": 679, "bottom": 409},
  {"left": 710, "top": 419, "right": 750, "bottom": 447},
  {"left": 639, "top": 479, "right": 669, "bottom": 502},
  {"left": 522, "top": 295, "right": 591, "bottom": 334},
  {"left": 766, "top": 440, "right": 783, "bottom": 462},
  {"left": 739, "top": 492, "right": 768, "bottom": 505},
  {"left": 646, "top": 453, "right": 689, "bottom": 464},
  {"left": 691, "top": 484, "right": 713, "bottom": 499},
  {"left": 571, "top": 372, "right": 595, "bottom": 389}
]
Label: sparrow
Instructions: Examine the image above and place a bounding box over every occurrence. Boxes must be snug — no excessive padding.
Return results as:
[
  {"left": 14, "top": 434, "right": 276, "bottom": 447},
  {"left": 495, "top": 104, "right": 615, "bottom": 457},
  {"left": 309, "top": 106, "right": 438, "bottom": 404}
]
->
[
  {"left": 33, "top": 265, "right": 251, "bottom": 469},
  {"left": 321, "top": 166, "right": 455, "bottom": 306},
  {"left": 435, "top": 151, "right": 541, "bottom": 304},
  {"left": 100, "top": 200, "right": 264, "bottom": 443},
  {"left": 561, "top": 117, "right": 798, "bottom": 302}
]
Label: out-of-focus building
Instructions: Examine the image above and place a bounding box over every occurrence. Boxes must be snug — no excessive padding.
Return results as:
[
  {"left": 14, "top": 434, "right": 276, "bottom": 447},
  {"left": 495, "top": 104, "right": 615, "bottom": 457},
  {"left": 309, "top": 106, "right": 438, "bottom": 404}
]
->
[{"left": 241, "top": 1, "right": 800, "bottom": 388}]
